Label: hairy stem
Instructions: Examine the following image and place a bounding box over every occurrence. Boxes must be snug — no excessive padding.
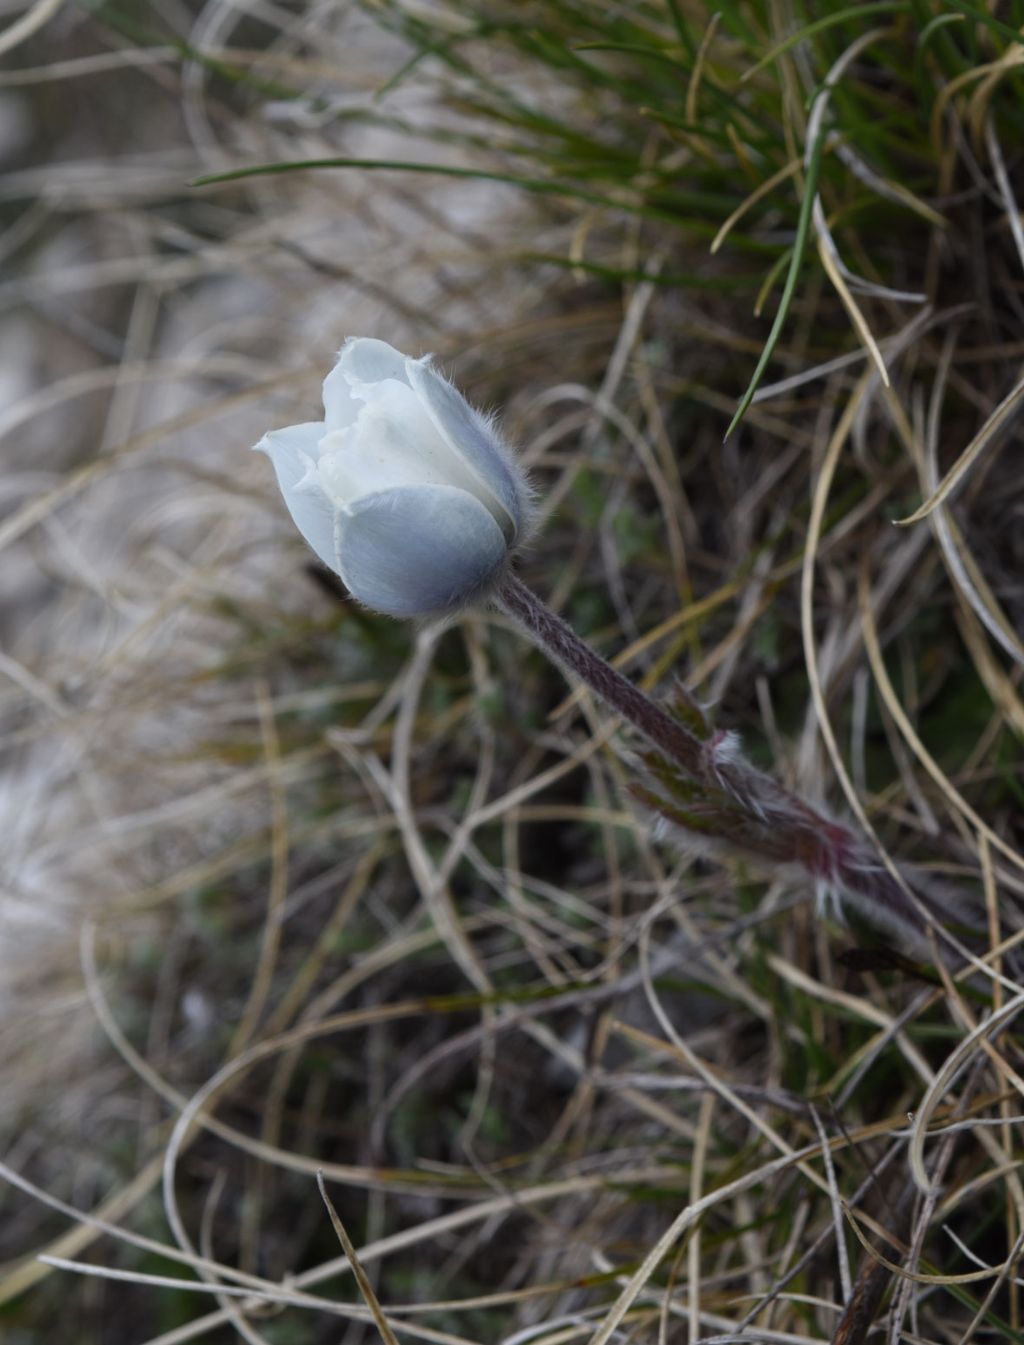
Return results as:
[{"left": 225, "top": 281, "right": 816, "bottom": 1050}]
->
[
  {"left": 495, "top": 571, "right": 955, "bottom": 958},
  {"left": 495, "top": 570, "right": 706, "bottom": 775}
]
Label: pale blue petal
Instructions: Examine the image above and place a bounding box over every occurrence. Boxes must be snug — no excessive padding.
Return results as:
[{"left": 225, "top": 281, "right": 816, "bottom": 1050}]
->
[
  {"left": 336, "top": 484, "right": 507, "bottom": 617},
  {"left": 254, "top": 421, "right": 326, "bottom": 468},
  {"left": 405, "top": 359, "right": 521, "bottom": 537},
  {"left": 322, "top": 361, "right": 361, "bottom": 432},
  {"left": 323, "top": 339, "right": 413, "bottom": 431},
  {"left": 339, "top": 337, "right": 411, "bottom": 390},
  {"left": 317, "top": 384, "right": 452, "bottom": 503},
  {"left": 255, "top": 422, "right": 336, "bottom": 571}
]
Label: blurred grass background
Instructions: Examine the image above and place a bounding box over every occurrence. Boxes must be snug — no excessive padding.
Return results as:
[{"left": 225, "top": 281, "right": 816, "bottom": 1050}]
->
[{"left": 2, "top": 1, "right": 1024, "bottom": 1341}]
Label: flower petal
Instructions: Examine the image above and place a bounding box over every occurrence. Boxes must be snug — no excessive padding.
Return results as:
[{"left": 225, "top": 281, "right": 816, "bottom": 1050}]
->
[
  {"left": 336, "top": 484, "right": 507, "bottom": 617},
  {"left": 405, "top": 358, "right": 521, "bottom": 537},
  {"left": 254, "top": 422, "right": 336, "bottom": 571},
  {"left": 322, "top": 364, "right": 361, "bottom": 432},
  {"left": 323, "top": 339, "right": 412, "bottom": 430},
  {"left": 255, "top": 421, "right": 326, "bottom": 468},
  {"left": 318, "top": 379, "right": 503, "bottom": 513},
  {"left": 343, "top": 337, "right": 411, "bottom": 387}
]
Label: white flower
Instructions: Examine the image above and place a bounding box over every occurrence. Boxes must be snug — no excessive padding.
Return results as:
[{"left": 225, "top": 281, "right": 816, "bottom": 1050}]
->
[{"left": 255, "top": 338, "right": 530, "bottom": 617}]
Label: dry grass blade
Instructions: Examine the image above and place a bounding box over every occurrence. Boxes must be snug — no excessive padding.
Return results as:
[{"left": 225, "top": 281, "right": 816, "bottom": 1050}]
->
[
  {"left": 803, "top": 26, "right": 907, "bottom": 388},
  {"left": 923, "top": 331, "right": 1024, "bottom": 668},
  {"left": 685, "top": 11, "right": 722, "bottom": 132},
  {"left": 226, "top": 684, "right": 290, "bottom": 1055},
  {"left": 842, "top": 1196, "right": 1017, "bottom": 1289},
  {"left": 0, "top": 1155, "right": 304, "bottom": 1302},
  {"left": 815, "top": 231, "right": 890, "bottom": 389},
  {"left": 984, "top": 113, "right": 1024, "bottom": 278},
  {"left": 766, "top": 954, "right": 934, "bottom": 1084},
  {"left": 907, "top": 991, "right": 1024, "bottom": 1195},
  {"left": 0, "top": 0, "right": 64, "bottom": 57},
  {"left": 897, "top": 368, "right": 1024, "bottom": 525},
  {"left": 858, "top": 567, "right": 1024, "bottom": 875},
  {"left": 0, "top": 1154, "right": 166, "bottom": 1305},
  {"left": 685, "top": 1092, "right": 714, "bottom": 1341},
  {"left": 710, "top": 156, "right": 802, "bottom": 255},
  {"left": 316, "top": 1171, "right": 400, "bottom": 1345}
]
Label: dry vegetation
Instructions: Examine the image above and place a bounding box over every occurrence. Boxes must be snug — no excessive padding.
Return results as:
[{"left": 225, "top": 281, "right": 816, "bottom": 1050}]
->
[{"left": 2, "top": 2, "right": 1024, "bottom": 1343}]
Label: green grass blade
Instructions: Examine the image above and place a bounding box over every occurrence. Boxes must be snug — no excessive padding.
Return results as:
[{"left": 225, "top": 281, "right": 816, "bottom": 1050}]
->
[
  {"left": 724, "top": 116, "right": 826, "bottom": 442},
  {"left": 740, "top": 2, "right": 910, "bottom": 82}
]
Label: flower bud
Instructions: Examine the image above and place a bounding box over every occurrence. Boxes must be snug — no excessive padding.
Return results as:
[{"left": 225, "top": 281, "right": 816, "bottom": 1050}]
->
[{"left": 255, "top": 338, "right": 530, "bottom": 617}]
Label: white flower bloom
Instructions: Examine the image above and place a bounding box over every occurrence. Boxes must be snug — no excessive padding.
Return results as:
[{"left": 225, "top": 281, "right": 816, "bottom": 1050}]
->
[{"left": 255, "top": 338, "right": 530, "bottom": 618}]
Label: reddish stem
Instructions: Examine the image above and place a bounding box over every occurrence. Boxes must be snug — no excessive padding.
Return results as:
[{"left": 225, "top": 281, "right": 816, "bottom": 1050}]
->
[{"left": 495, "top": 572, "right": 953, "bottom": 956}]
